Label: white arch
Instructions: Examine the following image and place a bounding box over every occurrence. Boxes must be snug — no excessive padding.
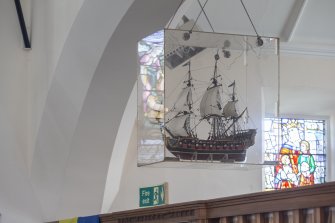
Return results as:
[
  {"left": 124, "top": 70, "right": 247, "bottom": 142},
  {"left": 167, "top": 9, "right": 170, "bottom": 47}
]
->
[{"left": 31, "top": 0, "right": 181, "bottom": 221}]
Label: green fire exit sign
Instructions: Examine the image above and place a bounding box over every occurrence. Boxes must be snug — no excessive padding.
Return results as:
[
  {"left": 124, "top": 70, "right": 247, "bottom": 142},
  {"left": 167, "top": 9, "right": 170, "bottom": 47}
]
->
[{"left": 139, "top": 183, "right": 168, "bottom": 207}]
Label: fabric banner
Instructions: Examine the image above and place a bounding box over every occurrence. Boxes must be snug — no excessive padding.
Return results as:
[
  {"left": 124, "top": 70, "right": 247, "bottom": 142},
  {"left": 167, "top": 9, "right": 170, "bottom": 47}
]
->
[
  {"left": 60, "top": 217, "right": 78, "bottom": 223},
  {"left": 78, "top": 215, "right": 100, "bottom": 223},
  {"left": 59, "top": 215, "right": 100, "bottom": 223}
]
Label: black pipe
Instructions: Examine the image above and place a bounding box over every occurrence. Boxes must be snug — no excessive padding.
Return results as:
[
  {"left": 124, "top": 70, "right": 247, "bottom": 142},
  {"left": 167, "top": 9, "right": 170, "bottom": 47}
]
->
[{"left": 14, "top": 0, "right": 31, "bottom": 48}]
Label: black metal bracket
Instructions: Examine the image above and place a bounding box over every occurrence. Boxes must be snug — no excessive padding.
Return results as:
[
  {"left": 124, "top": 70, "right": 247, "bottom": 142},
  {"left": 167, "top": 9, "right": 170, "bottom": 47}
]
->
[{"left": 14, "top": 0, "right": 31, "bottom": 49}]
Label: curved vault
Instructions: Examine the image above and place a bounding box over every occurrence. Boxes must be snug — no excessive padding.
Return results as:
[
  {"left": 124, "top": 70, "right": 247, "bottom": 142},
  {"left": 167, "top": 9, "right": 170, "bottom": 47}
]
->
[{"left": 30, "top": 0, "right": 181, "bottom": 221}]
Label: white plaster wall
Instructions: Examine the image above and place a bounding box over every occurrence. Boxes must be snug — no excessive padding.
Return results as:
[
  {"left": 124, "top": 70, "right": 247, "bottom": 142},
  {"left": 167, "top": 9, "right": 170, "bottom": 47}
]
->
[
  {"left": 0, "top": 0, "right": 89, "bottom": 221},
  {"left": 101, "top": 84, "right": 137, "bottom": 213},
  {"left": 28, "top": 0, "right": 85, "bottom": 169},
  {"left": 0, "top": 0, "right": 29, "bottom": 170},
  {"left": 0, "top": 0, "right": 42, "bottom": 221},
  {"left": 280, "top": 55, "right": 335, "bottom": 116},
  {"left": 110, "top": 120, "right": 262, "bottom": 212},
  {"left": 330, "top": 115, "right": 335, "bottom": 181},
  {"left": 0, "top": 113, "right": 42, "bottom": 223},
  {"left": 30, "top": 0, "right": 135, "bottom": 220},
  {"left": 0, "top": 111, "right": 42, "bottom": 223}
]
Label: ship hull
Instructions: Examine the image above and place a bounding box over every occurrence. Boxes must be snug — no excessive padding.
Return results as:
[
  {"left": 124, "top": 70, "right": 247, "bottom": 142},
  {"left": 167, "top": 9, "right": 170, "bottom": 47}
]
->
[{"left": 165, "top": 129, "right": 256, "bottom": 162}]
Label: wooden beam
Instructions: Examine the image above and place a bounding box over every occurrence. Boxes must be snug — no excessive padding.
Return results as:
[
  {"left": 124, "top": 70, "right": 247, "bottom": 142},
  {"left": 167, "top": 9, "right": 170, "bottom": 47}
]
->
[
  {"left": 313, "top": 207, "right": 324, "bottom": 223},
  {"left": 280, "top": 0, "right": 308, "bottom": 42},
  {"left": 207, "top": 182, "right": 335, "bottom": 218},
  {"left": 272, "top": 212, "right": 283, "bottom": 223},
  {"left": 220, "top": 217, "right": 228, "bottom": 223},
  {"left": 292, "top": 209, "right": 303, "bottom": 223},
  {"left": 14, "top": 0, "right": 31, "bottom": 48},
  {"left": 254, "top": 213, "right": 264, "bottom": 223},
  {"left": 71, "top": 182, "right": 335, "bottom": 223}
]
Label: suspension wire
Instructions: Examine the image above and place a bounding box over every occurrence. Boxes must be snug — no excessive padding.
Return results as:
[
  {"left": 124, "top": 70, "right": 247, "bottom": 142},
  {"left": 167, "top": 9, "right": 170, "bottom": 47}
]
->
[
  {"left": 196, "top": 0, "right": 215, "bottom": 32},
  {"left": 168, "top": 0, "right": 259, "bottom": 37},
  {"left": 240, "top": 0, "right": 260, "bottom": 37},
  {"left": 166, "top": 0, "right": 186, "bottom": 29},
  {"left": 190, "top": 0, "right": 209, "bottom": 32}
]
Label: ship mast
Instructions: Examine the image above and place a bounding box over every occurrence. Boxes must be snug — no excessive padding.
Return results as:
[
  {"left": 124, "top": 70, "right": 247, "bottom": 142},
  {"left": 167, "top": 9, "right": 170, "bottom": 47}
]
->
[
  {"left": 164, "top": 61, "right": 194, "bottom": 138},
  {"left": 223, "top": 80, "right": 249, "bottom": 137},
  {"left": 184, "top": 61, "right": 194, "bottom": 137},
  {"left": 230, "top": 81, "right": 236, "bottom": 135},
  {"left": 204, "top": 53, "right": 225, "bottom": 140},
  {"left": 186, "top": 61, "right": 192, "bottom": 111},
  {"left": 212, "top": 53, "right": 220, "bottom": 139},
  {"left": 212, "top": 53, "right": 220, "bottom": 87}
]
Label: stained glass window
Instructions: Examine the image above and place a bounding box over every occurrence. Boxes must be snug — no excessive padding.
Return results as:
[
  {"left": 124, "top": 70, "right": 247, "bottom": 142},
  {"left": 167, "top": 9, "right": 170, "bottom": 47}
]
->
[
  {"left": 264, "top": 118, "right": 326, "bottom": 190},
  {"left": 138, "top": 30, "right": 164, "bottom": 122},
  {"left": 137, "top": 30, "right": 165, "bottom": 164}
]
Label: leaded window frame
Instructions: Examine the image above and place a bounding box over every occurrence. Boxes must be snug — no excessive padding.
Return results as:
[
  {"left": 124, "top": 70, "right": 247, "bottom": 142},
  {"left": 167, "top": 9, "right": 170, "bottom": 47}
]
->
[{"left": 263, "top": 115, "right": 329, "bottom": 190}]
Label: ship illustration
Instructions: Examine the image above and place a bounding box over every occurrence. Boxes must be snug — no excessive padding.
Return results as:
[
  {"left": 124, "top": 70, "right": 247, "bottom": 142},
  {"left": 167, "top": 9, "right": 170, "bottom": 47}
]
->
[{"left": 163, "top": 53, "right": 256, "bottom": 162}]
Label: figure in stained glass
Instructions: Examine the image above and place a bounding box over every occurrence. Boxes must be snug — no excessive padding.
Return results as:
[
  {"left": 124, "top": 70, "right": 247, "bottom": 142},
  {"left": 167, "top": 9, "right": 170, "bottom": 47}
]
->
[
  {"left": 138, "top": 30, "right": 165, "bottom": 124},
  {"left": 282, "top": 119, "right": 304, "bottom": 150},
  {"left": 274, "top": 146, "right": 299, "bottom": 189},
  {"left": 298, "top": 140, "right": 316, "bottom": 186},
  {"left": 137, "top": 31, "right": 166, "bottom": 164}
]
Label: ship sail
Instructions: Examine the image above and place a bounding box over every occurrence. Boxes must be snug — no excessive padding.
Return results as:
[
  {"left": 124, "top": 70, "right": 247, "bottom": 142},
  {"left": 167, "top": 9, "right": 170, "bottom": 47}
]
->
[
  {"left": 173, "top": 86, "right": 192, "bottom": 113},
  {"left": 223, "top": 108, "right": 247, "bottom": 135},
  {"left": 165, "top": 114, "right": 191, "bottom": 137},
  {"left": 222, "top": 101, "right": 238, "bottom": 118},
  {"left": 199, "top": 86, "right": 223, "bottom": 118},
  {"left": 164, "top": 61, "right": 193, "bottom": 138}
]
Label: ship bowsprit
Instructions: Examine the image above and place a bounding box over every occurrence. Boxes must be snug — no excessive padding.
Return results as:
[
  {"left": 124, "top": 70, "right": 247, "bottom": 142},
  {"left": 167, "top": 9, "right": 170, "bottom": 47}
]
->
[{"left": 165, "top": 129, "right": 256, "bottom": 162}]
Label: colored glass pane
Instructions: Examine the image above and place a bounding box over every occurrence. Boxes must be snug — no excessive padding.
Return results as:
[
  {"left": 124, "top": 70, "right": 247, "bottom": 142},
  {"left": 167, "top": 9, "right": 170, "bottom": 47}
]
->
[
  {"left": 138, "top": 30, "right": 165, "bottom": 164},
  {"left": 264, "top": 118, "right": 326, "bottom": 190},
  {"left": 138, "top": 30, "right": 164, "bottom": 123}
]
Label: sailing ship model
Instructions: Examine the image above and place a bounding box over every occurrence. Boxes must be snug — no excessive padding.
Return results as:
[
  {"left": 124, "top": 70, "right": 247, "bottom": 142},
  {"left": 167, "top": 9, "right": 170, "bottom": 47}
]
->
[{"left": 163, "top": 53, "right": 256, "bottom": 162}]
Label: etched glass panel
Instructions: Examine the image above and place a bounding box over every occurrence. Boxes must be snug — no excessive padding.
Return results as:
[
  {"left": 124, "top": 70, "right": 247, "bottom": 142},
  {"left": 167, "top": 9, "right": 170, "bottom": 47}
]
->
[
  {"left": 138, "top": 29, "right": 279, "bottom": 167},
  {"left": 163, "top": 29, "right": 278, "bottom": 165}
]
